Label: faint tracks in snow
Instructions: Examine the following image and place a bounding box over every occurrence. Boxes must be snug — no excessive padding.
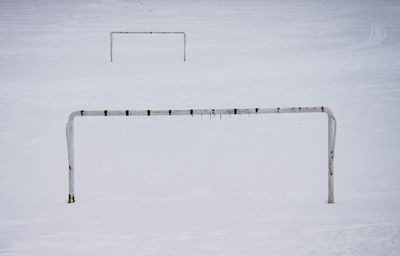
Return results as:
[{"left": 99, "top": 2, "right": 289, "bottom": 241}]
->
[
  {"left": 328, "top": 20, "right": 387, "bottom": 55},
  {"left": 304, "top": 223, "right": 397, "bottom": 233},
  {"left": 357, "top": 22, "right": 387, "bottom": 49}
]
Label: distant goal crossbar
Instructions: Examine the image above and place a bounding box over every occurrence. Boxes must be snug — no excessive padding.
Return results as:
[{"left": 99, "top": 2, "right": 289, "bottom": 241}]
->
[{"left": 109, "top": 31, "right": 187, "bottom": 62}]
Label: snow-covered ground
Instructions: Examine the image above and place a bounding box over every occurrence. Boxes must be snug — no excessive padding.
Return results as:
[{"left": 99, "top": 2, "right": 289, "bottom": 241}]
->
[{"left": 1, "top": 0, "right": 400, "bottom": 255}]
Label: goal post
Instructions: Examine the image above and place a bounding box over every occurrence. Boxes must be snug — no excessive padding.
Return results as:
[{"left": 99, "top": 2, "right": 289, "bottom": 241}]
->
[
  {"left": 109, "top": 31, "right": 187, "bottom": 62},
  {"left": 66, "top": 107, "right": 337, "bottom": 204}
]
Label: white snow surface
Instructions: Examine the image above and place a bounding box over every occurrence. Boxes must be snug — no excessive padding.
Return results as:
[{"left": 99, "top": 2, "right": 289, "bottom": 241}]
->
[{"left": 1, "top": 0, "right": 400, "bottom": 255}]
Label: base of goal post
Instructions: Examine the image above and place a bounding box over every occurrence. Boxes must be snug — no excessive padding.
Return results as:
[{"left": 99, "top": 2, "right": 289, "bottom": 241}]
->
[
  {"left": 66, "top": 107, "right": 337, "bottom": 204},
  {"left": 68, "top": 194, "right": 75, "bottom": 204}
]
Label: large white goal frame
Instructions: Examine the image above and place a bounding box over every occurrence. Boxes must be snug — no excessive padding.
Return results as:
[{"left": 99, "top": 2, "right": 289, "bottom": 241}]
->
[
  {"left": 110, "top": 31, "right": 187, "bottom": 62},
  {"left": 66, "top": 107, "right": 337, "bottom": 204}
]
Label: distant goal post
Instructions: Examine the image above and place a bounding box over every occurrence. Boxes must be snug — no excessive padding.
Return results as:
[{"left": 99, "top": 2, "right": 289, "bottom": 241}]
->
[
  {"left": 109, "top": 31, "right": 187, "bottom": 62},
  {"left": 66, "top": 107, "right": 337, "bottom": 204}
]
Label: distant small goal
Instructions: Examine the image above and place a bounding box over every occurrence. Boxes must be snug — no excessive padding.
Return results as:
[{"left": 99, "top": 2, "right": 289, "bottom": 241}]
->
[
  {"left": 109, "top": 31, "right": 187, "bottom": 62},
  {"left": 66, "top": 107, "right": 337, "bottom": 204}
]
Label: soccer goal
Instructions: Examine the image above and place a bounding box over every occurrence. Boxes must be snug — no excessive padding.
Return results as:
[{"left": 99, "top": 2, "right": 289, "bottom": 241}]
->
[
  {"left": 66, "top": 107, "right": 337, "bottom": 204},
  {"left": 109, "top": 31, "right": 187, "bottom": 62}
]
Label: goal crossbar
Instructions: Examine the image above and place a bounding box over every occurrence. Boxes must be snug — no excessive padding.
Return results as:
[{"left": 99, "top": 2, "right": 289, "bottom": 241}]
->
[
  {"left": 110, "top": 31, "right": 187, "bottom": 62},
  {"left": 66, "top": 106, "right": 337, "bottom": 204}
]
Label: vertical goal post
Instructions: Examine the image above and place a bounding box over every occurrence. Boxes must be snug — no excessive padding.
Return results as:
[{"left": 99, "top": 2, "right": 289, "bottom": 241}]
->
[
  {"left": 66, "top": 106, "right": 337, "bottom": 204},
  {"left": 109, "top": 31, "right": 187, "bottom": 62}
]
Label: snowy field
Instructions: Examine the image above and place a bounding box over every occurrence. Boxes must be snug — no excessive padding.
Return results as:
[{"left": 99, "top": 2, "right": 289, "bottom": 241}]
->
[{"left": 1, "top": 0, "right": 400, "bottom": 255}]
